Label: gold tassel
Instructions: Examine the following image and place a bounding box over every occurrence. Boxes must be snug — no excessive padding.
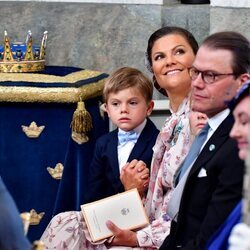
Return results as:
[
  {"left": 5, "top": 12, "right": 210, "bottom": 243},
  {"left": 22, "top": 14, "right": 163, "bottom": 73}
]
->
[{"left": 71, "top": 100, "right": 93, "bottom": 144}]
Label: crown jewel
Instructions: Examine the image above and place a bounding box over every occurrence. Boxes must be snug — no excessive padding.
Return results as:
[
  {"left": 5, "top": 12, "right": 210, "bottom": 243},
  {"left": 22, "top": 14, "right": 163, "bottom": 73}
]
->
[{"left": 0, "top": 30, "right": 47, "bottom": 73}]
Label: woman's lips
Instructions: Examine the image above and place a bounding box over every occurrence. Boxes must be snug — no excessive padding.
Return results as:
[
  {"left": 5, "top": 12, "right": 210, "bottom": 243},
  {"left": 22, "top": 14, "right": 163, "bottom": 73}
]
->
[
  {"left": 164, "top": 69, "right": 182, "bottom": 75},
  {"left": 237, "top": 141, "right": 248, "bottom": 149}
]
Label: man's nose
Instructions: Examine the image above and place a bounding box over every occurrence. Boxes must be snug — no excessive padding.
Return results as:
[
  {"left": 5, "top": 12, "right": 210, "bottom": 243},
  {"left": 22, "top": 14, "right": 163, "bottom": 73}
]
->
[{"left": 192, "top": 73, "right": 206, "bottom": 88}]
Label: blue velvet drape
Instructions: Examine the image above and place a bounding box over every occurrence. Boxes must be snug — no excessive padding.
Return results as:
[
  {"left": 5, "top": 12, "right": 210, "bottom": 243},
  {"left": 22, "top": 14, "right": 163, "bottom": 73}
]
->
[{"left": 0, "top": 66, "right": 109, "bottom": 242}]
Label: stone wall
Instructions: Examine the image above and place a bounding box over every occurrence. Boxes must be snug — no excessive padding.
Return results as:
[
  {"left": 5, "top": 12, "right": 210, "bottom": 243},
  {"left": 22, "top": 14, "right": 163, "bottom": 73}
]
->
[
  {"left": 0, "top": 1, "right": 249, "bottom": 129},
  {"left": 0, "top": 2, "right": 161, "bottom": 75},
  {"left": 0, "top": 2, "right": 249, "bottom": 75},
  {"left": 0, "top": 1, "right": 249, "bottom": 102}
]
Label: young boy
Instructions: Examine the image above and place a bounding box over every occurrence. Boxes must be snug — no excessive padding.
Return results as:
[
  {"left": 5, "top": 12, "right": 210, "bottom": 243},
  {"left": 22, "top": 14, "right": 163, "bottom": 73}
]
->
[
  {"left": 40, "top": 67, "right": 159, "bottom": 248},
  {"left": 85, "top": 67, "right": 159, "bottom": 202}
]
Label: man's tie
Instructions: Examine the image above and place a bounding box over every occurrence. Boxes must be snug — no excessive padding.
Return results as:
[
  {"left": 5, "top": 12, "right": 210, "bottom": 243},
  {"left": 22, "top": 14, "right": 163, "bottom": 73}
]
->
[
  {"left": 118, "top": 130, "right": 138, "bottom": 145},
  {"left": 167, "top": 123, "right": 210, "bottom": 221},
  {"left": 176, "top": 123, "right": 210, "bottom": 184}
]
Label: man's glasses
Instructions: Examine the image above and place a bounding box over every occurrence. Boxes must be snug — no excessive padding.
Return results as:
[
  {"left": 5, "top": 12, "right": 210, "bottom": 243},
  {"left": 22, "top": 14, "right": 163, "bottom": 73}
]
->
[{"left": 189, "top": 67, "right": 235, "bottom": 84}]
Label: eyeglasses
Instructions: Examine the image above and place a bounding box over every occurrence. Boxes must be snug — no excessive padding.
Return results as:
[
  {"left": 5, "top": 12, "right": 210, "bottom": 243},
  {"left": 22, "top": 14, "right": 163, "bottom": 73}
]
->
[{"left": 189, "top": 67, "right": 235, "bottom": 84}]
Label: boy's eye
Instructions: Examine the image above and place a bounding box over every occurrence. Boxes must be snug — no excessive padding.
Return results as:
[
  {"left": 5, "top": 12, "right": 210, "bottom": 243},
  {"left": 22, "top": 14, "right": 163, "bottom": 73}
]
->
[
  {"left": 111, "top": 102, "right": 119, "bottom": 106},
  {"left": 130, "top": 101, "right": 138, "bottom": 105}
]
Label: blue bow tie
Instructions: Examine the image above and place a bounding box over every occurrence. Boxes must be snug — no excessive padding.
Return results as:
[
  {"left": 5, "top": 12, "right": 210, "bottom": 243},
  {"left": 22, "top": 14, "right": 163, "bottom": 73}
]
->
[{"left": 118, "top": 131, "right": 138, "bottom": 145}]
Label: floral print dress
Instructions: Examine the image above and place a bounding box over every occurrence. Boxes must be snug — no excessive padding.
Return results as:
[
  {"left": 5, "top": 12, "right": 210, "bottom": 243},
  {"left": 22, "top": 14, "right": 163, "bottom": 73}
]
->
[
  {"left": 40, "top": 96, "right": 192, "bottom": 250},
  {"left": 137, "top": 95, "right": 192, "bottom": 249}
]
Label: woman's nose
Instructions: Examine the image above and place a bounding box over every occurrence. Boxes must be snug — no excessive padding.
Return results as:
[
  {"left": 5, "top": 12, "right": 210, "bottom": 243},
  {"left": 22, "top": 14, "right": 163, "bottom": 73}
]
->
[
  {"left": 230, "top": 124, "right": 239, "bottom": 139},
  {"left": 164, "top": 53, "right": 176, "bottom": 66}
]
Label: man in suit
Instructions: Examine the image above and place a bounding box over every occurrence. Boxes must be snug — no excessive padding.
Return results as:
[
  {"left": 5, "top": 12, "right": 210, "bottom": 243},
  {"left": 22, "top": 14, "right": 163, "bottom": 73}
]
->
[
  {"left": 0, "top": 176, "right": 31, "bottom": 250},
  {"left": 160, "top": 31, "right": 250, "bottom": 249},
  {"left": 40, "top": 67, "right": 159, "bottom": 248}
]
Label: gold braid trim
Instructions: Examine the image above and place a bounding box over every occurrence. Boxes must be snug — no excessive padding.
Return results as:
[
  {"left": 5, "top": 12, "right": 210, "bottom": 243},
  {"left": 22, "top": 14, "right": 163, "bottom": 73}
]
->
[
  {"left": 0, "top": 69, "right": 106, "bottom": 103},
  {"left": 0, "top": 80, "right": 104, "bottom": 103},
  {"left": 0, "top": 69, "right": 103, "bottom": 83}
]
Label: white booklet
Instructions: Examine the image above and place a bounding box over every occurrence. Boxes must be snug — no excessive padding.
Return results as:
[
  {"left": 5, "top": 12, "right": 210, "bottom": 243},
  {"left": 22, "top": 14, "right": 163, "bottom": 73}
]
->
[{"left": 81, "top": 189, "right": 149, "bottom": 242}]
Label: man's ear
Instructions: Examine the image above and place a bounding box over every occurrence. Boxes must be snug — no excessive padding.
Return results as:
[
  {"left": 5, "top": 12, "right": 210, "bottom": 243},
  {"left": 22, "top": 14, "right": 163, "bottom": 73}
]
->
[{"left": 238, "top": 73, "right": 250, "bottom": 90}]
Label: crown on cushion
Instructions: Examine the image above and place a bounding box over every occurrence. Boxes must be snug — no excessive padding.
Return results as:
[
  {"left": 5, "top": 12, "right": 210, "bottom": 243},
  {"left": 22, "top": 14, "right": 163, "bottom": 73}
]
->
[{"left": 0, "top": 30, "right": 47, "bottom": 73}]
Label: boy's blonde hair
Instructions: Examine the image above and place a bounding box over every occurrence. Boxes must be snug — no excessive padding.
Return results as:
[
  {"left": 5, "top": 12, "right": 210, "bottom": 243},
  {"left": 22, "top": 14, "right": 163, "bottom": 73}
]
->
[{"left": 103, "top": 67, "right": 153, "bottom": 103}]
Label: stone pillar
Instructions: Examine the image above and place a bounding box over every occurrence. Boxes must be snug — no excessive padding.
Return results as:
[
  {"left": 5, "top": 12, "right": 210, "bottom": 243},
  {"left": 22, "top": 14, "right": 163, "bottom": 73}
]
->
[{"left": 210, "top": 0, "right": 250, "bottom": 39}]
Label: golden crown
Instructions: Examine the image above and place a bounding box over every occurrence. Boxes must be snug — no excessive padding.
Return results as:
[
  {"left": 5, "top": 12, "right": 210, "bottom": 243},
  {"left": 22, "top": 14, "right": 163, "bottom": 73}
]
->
[{"left": 0, "top": 30, "right": 47, "bottom": 73}]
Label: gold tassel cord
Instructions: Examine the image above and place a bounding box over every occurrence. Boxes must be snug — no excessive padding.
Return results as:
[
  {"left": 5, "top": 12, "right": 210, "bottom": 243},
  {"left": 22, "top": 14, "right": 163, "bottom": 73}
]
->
[
  {"left": 71, "top": 101, "right": 92, "bottom": 133},
  {"left": 71, "top": 101, "right": 93, "bottom": 144}
]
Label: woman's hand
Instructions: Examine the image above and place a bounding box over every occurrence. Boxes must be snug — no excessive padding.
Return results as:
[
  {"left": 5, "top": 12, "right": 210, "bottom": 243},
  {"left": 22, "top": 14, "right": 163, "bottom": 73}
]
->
[
  {"left": 120, "top": 159, "right": 149, "bottom": 197},
  {"left": 106, "top": 220, "right": 138, "bottom": 247}
]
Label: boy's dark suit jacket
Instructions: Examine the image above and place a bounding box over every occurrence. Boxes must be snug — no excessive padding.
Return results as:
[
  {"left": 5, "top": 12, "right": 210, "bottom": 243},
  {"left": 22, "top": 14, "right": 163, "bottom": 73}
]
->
[
  {"left": 160, "top": 114, "right": 244, "bottom": 250},
  {"left": 85, "top": 118, "right": 159, "bottom": 203}
]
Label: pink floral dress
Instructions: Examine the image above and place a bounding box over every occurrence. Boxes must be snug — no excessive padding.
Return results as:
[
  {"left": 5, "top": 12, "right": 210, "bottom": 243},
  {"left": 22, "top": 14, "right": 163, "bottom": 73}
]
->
[
  {"left": 138, "top": 96, "right": 192, "bottom": 248},
  {"left": 40, "top": 96, "right": 192, "bottom": 250}
]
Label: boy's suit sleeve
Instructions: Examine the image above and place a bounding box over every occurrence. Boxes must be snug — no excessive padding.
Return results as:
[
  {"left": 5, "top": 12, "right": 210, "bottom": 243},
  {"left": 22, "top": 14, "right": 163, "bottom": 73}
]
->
[{"left": 85, "top": 133, "right": 124, "bottom": 203}]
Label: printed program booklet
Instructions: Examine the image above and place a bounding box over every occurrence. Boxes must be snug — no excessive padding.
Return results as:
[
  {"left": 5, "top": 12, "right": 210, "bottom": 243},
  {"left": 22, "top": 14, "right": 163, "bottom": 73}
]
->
[{"left": 81, "top": 188, "right": 149, "bottom": 242}]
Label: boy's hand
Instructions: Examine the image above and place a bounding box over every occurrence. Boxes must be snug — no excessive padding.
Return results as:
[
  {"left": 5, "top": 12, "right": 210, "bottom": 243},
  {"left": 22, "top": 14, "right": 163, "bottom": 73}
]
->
[
  {"left": 105, "top": 220, "right": 138, "bottom": 247},
  {"left": 120, "top": 159, "right": 149, "bottom": 197}
]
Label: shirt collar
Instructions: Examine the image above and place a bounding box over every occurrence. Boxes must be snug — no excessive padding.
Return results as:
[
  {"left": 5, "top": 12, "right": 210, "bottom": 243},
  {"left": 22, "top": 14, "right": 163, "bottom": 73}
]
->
[
  {"left": 118, "top": 119, "right": 147, "bottom": 136},
  {"left": 208, "top": 108, "right": 230, "bottom": 132}
]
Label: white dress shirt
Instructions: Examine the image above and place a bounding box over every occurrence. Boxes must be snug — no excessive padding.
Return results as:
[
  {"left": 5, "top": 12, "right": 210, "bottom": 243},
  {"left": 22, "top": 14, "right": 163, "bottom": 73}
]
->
[{"left": 117, "top": 119, "right": 146, "bottom": 171}]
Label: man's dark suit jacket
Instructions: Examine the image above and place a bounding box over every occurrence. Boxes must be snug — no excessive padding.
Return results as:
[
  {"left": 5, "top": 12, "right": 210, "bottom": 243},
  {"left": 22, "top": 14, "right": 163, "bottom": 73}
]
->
[
  {"left": 85, "top": 118, "right": 159, "bottom": 203},
  {"left": 160, "top": 114, "right": 244, "bottom": 250},
  {"left": 0, "top": 177, "right": 31, "bottom": 250}
]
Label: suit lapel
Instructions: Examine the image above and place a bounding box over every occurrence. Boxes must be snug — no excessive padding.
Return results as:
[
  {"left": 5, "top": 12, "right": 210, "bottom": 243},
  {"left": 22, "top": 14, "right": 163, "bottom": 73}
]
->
[
  {"left": 128, "top": 119, "right": 154, "bottom": 161},
  {"left": 175, "top": 114, "right": 234, "bottom": 234},
  {"left": 188, "top": 114, "right": 234, "bottom": 177},
  {"left": 106, "top": 129, "right": 120, "bottom": 179}
]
